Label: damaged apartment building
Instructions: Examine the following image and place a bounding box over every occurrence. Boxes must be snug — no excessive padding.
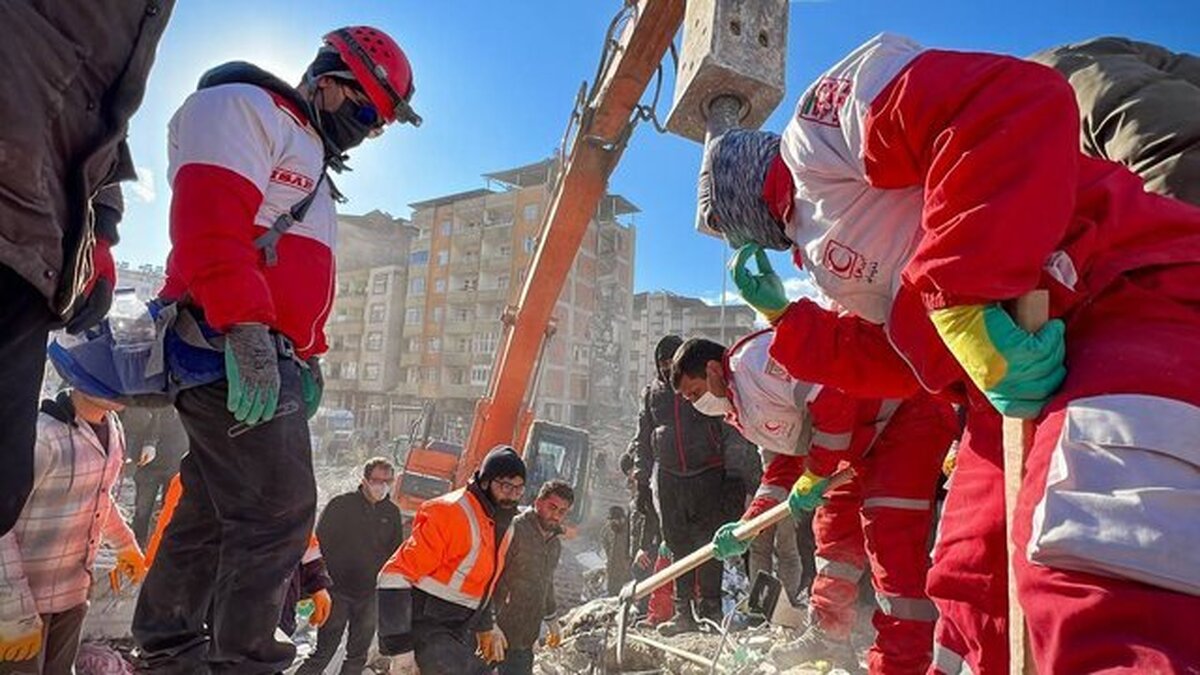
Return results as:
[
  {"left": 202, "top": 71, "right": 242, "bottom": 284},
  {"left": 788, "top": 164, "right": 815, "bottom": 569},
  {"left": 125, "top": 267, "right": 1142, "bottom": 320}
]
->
[{"left": 321, "top": 159, "right": 640, "bottom": 463}]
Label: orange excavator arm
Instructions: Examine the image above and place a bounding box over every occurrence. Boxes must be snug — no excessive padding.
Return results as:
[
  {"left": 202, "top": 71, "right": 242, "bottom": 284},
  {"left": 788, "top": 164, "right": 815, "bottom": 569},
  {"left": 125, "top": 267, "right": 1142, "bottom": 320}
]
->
[{"left": 458, "top": 0, "right": 685, "bottom": 484}]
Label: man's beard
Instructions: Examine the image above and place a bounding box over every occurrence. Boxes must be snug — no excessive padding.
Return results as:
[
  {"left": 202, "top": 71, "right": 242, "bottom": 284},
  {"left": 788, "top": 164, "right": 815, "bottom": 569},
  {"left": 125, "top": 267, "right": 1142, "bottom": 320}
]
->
[{"left": 496, "top": 498, "right": 519, "bottom": 511}]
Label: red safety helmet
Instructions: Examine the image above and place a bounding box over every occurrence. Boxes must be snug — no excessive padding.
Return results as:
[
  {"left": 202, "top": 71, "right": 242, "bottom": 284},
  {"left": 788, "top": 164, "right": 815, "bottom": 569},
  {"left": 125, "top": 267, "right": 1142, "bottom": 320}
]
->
[{"left": 322, "top": 26, "right": 421, "bottom": 127}]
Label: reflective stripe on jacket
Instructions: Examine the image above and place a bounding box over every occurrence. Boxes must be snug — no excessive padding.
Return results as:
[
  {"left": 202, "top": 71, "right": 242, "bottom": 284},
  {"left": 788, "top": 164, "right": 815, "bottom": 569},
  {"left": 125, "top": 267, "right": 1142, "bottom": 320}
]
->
[
  {"left": 725, "top": 330, "right": 898, "bottom": 477},
  {"left": 378, "top": 487, "right": 512, "bottom": 610}
]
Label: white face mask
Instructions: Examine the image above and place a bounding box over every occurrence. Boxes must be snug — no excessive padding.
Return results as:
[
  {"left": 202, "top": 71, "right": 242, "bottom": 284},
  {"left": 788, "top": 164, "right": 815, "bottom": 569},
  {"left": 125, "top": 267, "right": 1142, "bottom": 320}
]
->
[
  {"left": 365, "top": 482, "right": 390, "bottom": 502},
  {"left": 692, "top": 391, "right": 733, "bottom": 417}
]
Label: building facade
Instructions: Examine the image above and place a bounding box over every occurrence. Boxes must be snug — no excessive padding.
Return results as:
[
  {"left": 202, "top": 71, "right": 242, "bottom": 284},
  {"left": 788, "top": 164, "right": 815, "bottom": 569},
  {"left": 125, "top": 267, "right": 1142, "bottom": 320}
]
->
[
  {"left": 115, "top": 262, "right": 165, "bottom": 301},
  {"left": 321, "top": 210, "right": 419, "bottom": 440},
  {"left": 628, "top": 291, "right": 758, "bottom": 395},
  {"left": 396, "top": 159, "right": 638, "bottom": 451}
]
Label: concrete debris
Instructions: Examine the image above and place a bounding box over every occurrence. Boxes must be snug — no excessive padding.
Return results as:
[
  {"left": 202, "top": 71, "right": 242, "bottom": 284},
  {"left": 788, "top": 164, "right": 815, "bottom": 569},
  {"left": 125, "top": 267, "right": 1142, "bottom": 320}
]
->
[{"left": 537, "top": 598, "right": 872, "bottom": 674}]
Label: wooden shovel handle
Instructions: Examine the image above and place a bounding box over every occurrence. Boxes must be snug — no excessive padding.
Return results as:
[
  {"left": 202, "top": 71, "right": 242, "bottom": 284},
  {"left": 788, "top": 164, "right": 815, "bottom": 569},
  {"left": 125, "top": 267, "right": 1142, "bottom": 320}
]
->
[{"left": 1001, "top": 290, "right": 1049, "bottom": 675}]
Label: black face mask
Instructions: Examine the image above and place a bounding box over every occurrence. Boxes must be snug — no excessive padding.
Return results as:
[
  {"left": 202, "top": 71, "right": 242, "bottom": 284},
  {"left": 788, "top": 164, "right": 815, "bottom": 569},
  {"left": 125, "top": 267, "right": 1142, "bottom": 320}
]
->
[{"left": 319, "top": 99, "right": 377, "bottom": 154}]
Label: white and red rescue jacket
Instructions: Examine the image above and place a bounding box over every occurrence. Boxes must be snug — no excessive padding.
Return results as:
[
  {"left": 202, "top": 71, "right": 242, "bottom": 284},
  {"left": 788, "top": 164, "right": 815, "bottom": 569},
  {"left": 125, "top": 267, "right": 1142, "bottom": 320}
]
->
[
  {"left": 161, "top": 83, "right": 337, "bottom": 359},
  {"left": 724, "top": 330, "right": 900, "bottom": 518},
  {"left": 774, "top": 33, "right": 1200, "bottom": 398}
]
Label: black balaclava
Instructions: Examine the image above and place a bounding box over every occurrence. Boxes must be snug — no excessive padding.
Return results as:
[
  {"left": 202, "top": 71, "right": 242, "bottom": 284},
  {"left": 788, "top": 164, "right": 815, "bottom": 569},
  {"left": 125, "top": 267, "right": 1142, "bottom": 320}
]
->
[
  {"left": 315, "top": 96, "right": 376, "bottom": 154},
  {"left": 305, "top": 48, "right": 378, "bottom": 160}
]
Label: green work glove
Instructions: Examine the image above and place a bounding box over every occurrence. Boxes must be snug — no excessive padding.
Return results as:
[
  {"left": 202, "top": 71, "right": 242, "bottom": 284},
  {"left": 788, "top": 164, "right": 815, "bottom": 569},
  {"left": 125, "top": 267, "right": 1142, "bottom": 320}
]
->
[
  {"left": 929, "top": 303, "right": 1066, "bottom": 419},
  {"left": 730, "top": 243, "right": 789, "bottom": 323},
  {"left": 224, "top": 323, "right": 280, "bottom": 425},
  {"left": 711, "top": 521, "right": 751, "bottom": 561},
  {"left": 301, "top": 356, "right": 324, "bottom": 419},
  {"left": 788, "top": 469, "right": 830, "bottom": 518}
]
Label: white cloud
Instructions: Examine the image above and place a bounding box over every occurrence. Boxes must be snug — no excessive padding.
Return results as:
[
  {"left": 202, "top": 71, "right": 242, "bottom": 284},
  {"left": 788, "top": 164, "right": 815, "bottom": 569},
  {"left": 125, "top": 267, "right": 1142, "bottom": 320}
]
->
[
  {"left": 126, "top": 166, "right": 156, "bottom": 203},
  {"left": 700, "top": 272, "right": 828, "bottom": 308},
  {"left": 783, "top": 276, "right": 828, "bottom": 304},
  {"left": 699, "top": 289, "right": 747, "bottom": 307}
]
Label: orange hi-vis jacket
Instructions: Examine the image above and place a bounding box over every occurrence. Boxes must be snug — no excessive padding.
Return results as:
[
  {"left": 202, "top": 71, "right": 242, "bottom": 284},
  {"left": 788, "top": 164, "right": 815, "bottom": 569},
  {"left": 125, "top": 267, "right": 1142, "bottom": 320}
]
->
[{"left": 378, "top": 486, "right": 513, "bottom": 610}]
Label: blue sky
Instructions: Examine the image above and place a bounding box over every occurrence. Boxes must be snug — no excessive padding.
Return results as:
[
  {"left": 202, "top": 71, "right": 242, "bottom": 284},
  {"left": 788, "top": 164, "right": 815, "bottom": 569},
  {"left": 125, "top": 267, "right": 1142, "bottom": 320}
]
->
[{"left": 119, "top": 0, "right": 1199, "bottom": 304}]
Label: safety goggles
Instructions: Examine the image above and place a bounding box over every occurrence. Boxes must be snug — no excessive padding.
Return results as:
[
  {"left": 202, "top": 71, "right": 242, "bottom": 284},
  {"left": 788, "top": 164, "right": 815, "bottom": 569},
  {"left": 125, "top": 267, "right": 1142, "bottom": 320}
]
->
[{"left": 338, "top": 80, "right": 387, "bottom": 137}]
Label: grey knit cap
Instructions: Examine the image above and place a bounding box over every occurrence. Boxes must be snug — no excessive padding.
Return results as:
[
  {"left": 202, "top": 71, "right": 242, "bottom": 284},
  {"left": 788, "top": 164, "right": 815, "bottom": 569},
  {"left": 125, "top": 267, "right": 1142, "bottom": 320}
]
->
[{"left": 697, "top": 129, "right": 792, "bottom": 251}]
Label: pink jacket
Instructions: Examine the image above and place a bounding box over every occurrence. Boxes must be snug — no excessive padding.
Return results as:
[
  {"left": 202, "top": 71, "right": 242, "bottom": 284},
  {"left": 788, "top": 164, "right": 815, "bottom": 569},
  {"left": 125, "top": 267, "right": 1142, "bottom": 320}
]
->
[{"left": 0, "top": 406, "right": 136, "bottom": 620}]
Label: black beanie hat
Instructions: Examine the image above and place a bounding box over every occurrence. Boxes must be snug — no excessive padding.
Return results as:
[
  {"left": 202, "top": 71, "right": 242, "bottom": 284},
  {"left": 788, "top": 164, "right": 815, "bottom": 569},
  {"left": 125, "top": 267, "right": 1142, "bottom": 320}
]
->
[
  {"left": 476, "top": 445, "right": 526, "bottom": 483},
  {"left": 655, "top": 334, "right": 683, "bottom": 364}
]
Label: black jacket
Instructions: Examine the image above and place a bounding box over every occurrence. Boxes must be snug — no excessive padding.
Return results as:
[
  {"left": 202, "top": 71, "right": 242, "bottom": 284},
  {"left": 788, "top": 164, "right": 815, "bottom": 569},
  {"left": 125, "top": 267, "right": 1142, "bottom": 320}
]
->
[
  {"left": 602, "top": 517, "right": 632, "bottom": 595},
  {"left": 620, "top": 444, "right": 660, "bottom": 556},
  {"left": 0, "top": 1, "right": 173, "bottom": 315},
  {"left": 316, "top": 488, "right": 404, "bottom": 600},
  {"left": 135, "top": 409, "right": 188, "bottom": 477},
  {"left": 494, "top": 509, "right": 561, "bottom": 650},
  {"left": 632, "top": 377, "right": 726, "bottom": 479}
]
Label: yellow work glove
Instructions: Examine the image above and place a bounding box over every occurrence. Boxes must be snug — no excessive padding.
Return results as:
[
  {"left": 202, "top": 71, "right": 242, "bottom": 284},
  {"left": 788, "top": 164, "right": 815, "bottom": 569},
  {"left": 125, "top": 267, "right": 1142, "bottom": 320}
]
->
[
  {"left": 310, "top": 589, "right": 332, "bottom": 627},
  {"left": 545, "top": 617, "right": 562, "bottom": 648},
  {"left": 942, "top": 444, "right": 958, "bottom": 478},
  {"left": 0, "top": 616, "right": 43, "bottom": 662},
  {"left": 929, "top": 303, "right": 1065, "bottom": 419},
  {"left": 476, "top": 626, "right": 507, "bottom": 663},
  {"left": 115, "top": 546, "right": 147, "bottom": 586}
]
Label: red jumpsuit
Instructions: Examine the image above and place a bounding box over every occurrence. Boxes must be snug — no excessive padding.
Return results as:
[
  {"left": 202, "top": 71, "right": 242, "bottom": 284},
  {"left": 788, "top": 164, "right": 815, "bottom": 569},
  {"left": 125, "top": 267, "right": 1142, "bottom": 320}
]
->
[
  {"left": 773, "top": 33, "right": 1200, "bottom": 673},
  {"left": 727, "top": 329, "right": 957, "bottom": 674}
]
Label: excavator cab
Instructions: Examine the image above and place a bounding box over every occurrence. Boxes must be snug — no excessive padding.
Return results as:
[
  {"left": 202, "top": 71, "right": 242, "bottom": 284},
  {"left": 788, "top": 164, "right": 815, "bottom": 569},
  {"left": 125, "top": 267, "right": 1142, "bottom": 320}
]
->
[
  {"left": 522, "top": 420, "right": 590, "bottom": 523},
  {"left": 396, "top": 440, "right": 463, "bottom": 519}
]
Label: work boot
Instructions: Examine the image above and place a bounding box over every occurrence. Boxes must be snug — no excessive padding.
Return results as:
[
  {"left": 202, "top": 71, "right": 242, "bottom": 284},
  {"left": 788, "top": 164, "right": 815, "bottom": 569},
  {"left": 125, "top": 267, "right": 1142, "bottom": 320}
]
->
[
  {"left": 656, "top": 605, "right": 699, "bottom": 637},
  {"left": 769, "top": 625, "right": 860, "bottom": 673}
]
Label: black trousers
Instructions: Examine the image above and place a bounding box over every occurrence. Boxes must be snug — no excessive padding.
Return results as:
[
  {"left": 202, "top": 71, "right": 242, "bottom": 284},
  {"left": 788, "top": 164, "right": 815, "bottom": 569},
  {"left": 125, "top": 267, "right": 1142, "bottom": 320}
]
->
[
  {"left": 133, "top": 469, "right": 173, "bottom": 547},
  {"left": 0, "top": 603, "right": 88, "bottom": 675},
  {"left": 497, "top": 648, "right": 534, "bottom": 675},
  {"left": 380, "top": 590, "right": 491, "bottom": 675},
  {"left": 411, "top": 618, "right": 491, "bottom": 675},
  {"left": 655, "top": 468, "right": 725, "bottom": 617},
  {"left": 132, "top": 360, "right": 316, "bottom": 674},
  {"left": 793, "top": 508, "right": 817, "bottom": 598},
  {"left": 0, "top": 266, "right": 58, "bottom": 535},
  {"left": 295, "top": 591, "right": 377, "bottom": 675}
]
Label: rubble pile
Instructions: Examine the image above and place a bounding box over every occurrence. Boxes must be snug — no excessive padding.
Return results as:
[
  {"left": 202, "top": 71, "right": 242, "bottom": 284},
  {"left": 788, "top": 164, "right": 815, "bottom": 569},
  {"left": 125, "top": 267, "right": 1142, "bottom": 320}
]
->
[{"left": 532, "top": 598, "right": 871, "bottom": 675}]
